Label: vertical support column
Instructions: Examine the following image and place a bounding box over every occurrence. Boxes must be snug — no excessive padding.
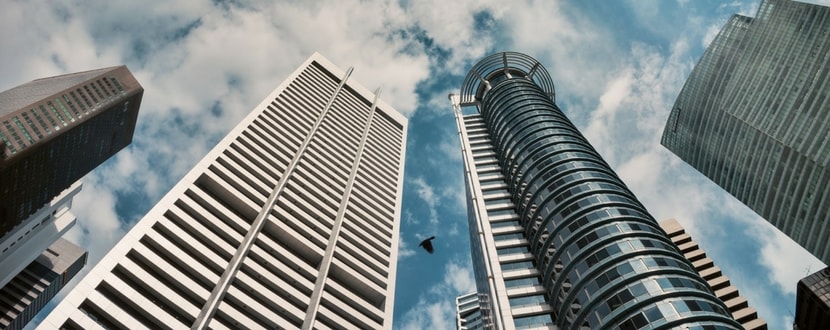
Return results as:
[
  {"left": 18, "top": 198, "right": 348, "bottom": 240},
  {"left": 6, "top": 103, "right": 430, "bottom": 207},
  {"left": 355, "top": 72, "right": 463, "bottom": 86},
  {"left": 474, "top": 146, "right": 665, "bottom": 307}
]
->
[
  {"left": 301, "top": 88, "right": 383, "bottom": 330},
  {"left": 191, "top": 66, "right": 355, "bottom": 330},
  {"left": 450, "top": 94, "right": 509, "bottom": 329}
]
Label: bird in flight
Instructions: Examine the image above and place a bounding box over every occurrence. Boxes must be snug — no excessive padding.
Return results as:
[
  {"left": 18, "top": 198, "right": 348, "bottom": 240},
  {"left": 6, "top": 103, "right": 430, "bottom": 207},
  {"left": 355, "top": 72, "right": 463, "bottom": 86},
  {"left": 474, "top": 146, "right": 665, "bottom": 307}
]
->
[{"left": 419, "top": 236, "right": 436, "bottom": 254}]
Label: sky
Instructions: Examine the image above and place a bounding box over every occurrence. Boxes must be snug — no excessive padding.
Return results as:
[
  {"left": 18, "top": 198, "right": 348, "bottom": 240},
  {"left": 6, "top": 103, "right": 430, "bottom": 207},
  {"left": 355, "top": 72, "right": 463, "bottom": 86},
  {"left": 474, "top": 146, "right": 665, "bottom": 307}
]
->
[{"left": 1, "top": 0, "right": 827, "bottom": 329}]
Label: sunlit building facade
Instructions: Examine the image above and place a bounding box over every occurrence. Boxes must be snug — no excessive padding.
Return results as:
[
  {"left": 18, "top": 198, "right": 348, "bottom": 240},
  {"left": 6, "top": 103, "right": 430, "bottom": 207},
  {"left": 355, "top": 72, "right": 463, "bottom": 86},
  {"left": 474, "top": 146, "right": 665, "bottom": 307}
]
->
[
  {"left": 452, "top": 52, "right": 740, "bottom": 329},
  {"left": 661, "top": 0, "right": 830, "bottom": 264},
  {"left": 40, "top": 53, "right": 407, "bottom": 329}
]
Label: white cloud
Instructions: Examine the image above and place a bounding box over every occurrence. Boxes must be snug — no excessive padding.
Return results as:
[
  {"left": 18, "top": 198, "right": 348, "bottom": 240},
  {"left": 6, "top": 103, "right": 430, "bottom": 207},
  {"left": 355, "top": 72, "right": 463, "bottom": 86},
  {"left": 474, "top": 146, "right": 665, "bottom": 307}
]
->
[
  {"left": 505, "top": 2, "right": 624, "bottom": 108},
  {"left": 4, "top": 1, "right": 826, "bottom": 329},
  {"left": 443, "top": 261, "right": 476, "bottom": 294},
  {"left": 410, "top": 176, "right": 440, "bottom": 225},
  {"left": 63, "top": 175, "right": 130, "bottom": 264},
  {"left": 0, "top": 3, "right": 121, "bottom": 89},
  {"left": 402, "top": 0, "right": 503, "bottom": 75},
  {"left": 1, "top": 0, "right": 436, "bottom": 272},
  {"left": 755, "top": 224, "right": 826, "bottom": 295},
  {"left": 397, "top": 259, "right": 475, "bottom": 330},
  {"left": 397, "top": 235, "right": 417, "bottom": 260},
  {"left": 721, "top": 0, "right": 759, "bottom": 16},
  {"left": 53, "top": 171, "right": 134, "bottom": 308},
  {"left": 702, "top": 23, "right": 723, "bottom": 49},
  {"left": 581, "top": 67, "right": 634, "bottom": 162},
  {"left": 403, "top": 209, "right": 419, "bottom": 226},
  {"left": 436, "top": 134, "right": 469, "bottom": 215}
]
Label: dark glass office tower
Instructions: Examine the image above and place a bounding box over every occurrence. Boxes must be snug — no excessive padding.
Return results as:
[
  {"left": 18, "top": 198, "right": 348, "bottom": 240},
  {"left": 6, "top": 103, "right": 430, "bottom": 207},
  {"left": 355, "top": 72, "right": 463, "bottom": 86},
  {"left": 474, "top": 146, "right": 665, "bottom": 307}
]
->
[
  {"left": 794, "top": 267, "right": 830, "bottom": 329},
  {"left": 41, "top": 53, "right": 407, "bottom": 330},
  {"left": 0, "top": 66, "right": 143, "bottom": 239},
  {"left": 451, "top": 52, "right": 740, "bottom": 329},
  {"left": 661, "top": 0, "right": 830, "bottom": 264}
]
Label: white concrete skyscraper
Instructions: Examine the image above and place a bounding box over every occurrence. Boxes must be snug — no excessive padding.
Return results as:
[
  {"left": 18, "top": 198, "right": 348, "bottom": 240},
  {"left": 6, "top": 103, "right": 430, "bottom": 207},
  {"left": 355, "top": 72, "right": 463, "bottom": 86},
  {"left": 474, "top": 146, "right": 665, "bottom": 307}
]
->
[{"left": 40, "top": 53, "right": 408, "bottom": 329}]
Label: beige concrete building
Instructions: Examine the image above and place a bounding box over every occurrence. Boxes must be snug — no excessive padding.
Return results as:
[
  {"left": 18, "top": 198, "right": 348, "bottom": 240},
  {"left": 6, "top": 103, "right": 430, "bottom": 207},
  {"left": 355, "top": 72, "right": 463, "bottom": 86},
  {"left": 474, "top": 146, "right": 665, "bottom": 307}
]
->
[{"left": 660, "top": 218, "right": 767, "bottom": 330}]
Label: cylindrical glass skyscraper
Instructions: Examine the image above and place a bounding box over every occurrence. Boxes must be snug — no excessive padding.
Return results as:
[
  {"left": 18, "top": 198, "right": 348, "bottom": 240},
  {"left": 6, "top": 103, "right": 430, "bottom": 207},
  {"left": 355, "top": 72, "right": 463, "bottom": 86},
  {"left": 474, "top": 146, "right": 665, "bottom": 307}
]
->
[{"left": 452, "top": 52, "right": 740, "bottom": 329}]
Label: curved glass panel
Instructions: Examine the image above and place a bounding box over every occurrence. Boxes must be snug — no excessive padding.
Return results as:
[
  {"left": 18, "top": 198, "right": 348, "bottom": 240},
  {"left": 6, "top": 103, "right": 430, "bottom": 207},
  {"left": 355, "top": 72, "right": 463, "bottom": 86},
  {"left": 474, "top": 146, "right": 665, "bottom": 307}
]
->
[{"left": 465, "top": 52, "right": 741, "bottom": 329}]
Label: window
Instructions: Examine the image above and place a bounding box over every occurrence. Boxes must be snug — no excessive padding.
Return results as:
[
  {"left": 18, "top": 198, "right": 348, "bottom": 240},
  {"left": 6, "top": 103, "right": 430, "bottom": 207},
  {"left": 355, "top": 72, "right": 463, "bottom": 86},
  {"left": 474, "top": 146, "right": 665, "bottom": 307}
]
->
[
  {"left": 47, "top": 102, "right": 67, "bottom": 126},
  {"left": 490, "top": 220, "right": 518, "bottom": 229},
  {"left": 493, "top": 232, "right": 523, "bottom": 242},
  {"left": 509, "top": 295, "right": 546, "bottom": 307},
  {"left": 513, "top": 314, "right": 553, "bottom": 329},
  {"left": 501, "top": 260, "right": 534, "bottom": 272},
  {"left": 488, "top": 208, "right": 517, "bottom": 218},
  {"left": 504, "top": 277, "right": 536, "bottom": 288},
  {"left": 497, "top": 245, "right": 529, "bottom": 256},
  {"left": 644, "top": 306, "right": 662, "bottom": 322}
]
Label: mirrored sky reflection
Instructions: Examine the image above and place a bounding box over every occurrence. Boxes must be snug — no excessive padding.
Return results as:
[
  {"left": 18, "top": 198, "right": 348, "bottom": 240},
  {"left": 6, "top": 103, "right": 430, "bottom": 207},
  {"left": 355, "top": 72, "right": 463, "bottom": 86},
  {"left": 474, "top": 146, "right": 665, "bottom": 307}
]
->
[{"left": 1, "top": 1, "right": 826, "bottom": 329}]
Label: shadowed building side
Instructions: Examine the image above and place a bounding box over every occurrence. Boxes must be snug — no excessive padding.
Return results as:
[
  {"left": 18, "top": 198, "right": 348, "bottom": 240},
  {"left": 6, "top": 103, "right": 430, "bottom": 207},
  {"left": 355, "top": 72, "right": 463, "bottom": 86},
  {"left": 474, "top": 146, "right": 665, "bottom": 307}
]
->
[
  {"left": 795, "top": 267, "right": 830, "bottom": 329},
  {"left": 0, "top": 66, "right": 143, "bottom": 240}
]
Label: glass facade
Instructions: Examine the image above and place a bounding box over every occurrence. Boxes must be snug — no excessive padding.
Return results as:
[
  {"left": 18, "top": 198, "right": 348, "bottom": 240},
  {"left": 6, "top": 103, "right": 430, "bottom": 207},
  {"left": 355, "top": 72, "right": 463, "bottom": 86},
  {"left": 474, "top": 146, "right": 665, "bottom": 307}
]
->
[
  {"left": 795, "top": 267, "right": 830, "bottom": 329},
  {"left": 661, "top": 0, "right": 830, "bottom": 264},
  {"left": 456, "top": 292, "right": 486, "bottom": 330},
  {"left": 0, "top": 67, "right": 142, "bottom": 240},
  {"left": 454, "top": 52, "right": 740, "bottom": 329}
]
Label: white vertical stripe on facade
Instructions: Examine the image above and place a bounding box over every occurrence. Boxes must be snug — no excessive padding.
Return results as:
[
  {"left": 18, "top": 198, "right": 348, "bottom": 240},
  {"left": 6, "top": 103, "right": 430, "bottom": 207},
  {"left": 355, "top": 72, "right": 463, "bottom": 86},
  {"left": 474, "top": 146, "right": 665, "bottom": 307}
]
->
[
  {"left": 450, "top": 95, "right": 513, "bottom": 328},
  {"left": 39, "top": 53, "right": 406, "bottom": 330},
  {"left": 191, "top": 63, "right": 355, "bottom": 329}
]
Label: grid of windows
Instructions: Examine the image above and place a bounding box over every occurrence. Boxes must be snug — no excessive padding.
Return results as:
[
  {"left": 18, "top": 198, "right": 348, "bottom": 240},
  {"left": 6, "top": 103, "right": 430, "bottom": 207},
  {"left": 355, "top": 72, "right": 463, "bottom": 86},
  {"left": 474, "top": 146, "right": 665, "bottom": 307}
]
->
[
  {"left": 40, "top": 54, "right": 407, "bottom": 330},
  {"left": 661, "top": 0, "right": 830, "bottom": 264},
  {"left": 795, "top": 267, "right": 830, "bottom": 329},
  {"left": 0, "top": 66, "right": 142, "bottom": 241},
  {"left": 456, "top": 292, "right": 486, "bottom": 330}
]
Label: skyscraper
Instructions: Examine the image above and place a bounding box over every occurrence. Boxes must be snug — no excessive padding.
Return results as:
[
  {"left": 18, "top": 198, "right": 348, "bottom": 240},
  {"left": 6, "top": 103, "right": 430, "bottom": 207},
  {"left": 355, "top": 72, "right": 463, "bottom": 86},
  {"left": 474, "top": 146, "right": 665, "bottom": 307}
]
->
[
  {"left": 0, "top": 237, "right": 87, "bottom": 330},
  {"left": 452, "top": 52, "right": 740, "bottom": 329},
  {"left": 39, "top": 52, "right": 407, "bottom": 329},
  {"left": 0, "top": 182, "right": 81, "bottom": 290},
  {"left": 795, "top": 267, "right": 830, "bottom": 329},
  {"left": 0, "top": 65, "right": 143, "bottom": 240},
  {"left": 456, "top": 292, "right": 484, "bottom": 330},
  {"left": 0, "top": 184, "right": 85, "bottom": 329},
  {"left": 660, "top": 0, "right": 830, "bottom": 264},
  {"left": 659, "top": 218, "right": 767, "bottom": 330}
]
